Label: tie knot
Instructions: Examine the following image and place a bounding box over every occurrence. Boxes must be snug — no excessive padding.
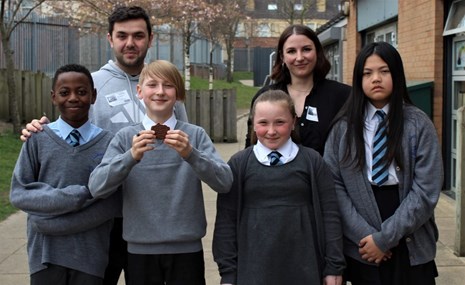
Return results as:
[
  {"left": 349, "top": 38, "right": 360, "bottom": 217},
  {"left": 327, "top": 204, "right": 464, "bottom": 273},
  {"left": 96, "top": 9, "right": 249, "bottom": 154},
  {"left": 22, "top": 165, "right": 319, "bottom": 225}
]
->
[
  {"left": 375, "top": 110, "right": 386, "bottom": 121},
  {"left": 268, "top": 151, "right": 282, "bottom": 166},
  {"left": 69, "top": 129, "right": 80, "bottom": 147}
]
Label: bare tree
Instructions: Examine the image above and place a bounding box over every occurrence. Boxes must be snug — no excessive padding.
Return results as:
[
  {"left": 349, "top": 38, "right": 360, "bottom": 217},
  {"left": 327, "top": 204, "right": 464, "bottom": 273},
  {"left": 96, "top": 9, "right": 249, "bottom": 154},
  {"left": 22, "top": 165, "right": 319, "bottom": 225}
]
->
[
  {"left": 43, "top": 0, "right": 123, "bottom": 32},
  {"left": 198, "top": 2, "right": 225, "bottom": 89},
  {"left": 48, "top": 0, "right": 219, "bottom": 90},
  {"left": 1, "top": 0, "right": 46, "bottom": 133},
  {"left": 212, "top": 0, "right": 246, "bottom": 83},
  {"left": 152, "top": 0, "right": 216, "bottom": 90},
  {"left": 276, "top": 0, "right": 315, "bottom": 25}
]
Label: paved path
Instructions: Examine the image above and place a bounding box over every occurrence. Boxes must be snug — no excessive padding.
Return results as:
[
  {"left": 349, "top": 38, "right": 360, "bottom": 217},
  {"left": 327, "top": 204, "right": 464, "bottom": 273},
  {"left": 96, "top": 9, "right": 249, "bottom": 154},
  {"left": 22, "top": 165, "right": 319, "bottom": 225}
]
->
[{"left": 1, "top": 115, "right": 465, "bottom": 284}]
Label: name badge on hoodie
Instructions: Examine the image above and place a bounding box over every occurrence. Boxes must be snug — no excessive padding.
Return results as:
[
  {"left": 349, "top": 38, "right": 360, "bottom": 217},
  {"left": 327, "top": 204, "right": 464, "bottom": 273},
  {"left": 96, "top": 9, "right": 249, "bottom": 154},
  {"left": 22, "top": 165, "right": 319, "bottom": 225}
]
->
[{"left": 105, "top": 90, "right": 131, "bottom": 107}]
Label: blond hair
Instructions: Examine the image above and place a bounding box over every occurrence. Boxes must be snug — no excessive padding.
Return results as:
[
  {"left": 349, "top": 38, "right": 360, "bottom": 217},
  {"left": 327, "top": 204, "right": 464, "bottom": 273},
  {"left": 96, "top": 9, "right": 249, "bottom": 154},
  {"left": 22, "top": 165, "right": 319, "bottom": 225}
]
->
[{"left": 139, "top": 60, "right": 186, "bottom": 101}]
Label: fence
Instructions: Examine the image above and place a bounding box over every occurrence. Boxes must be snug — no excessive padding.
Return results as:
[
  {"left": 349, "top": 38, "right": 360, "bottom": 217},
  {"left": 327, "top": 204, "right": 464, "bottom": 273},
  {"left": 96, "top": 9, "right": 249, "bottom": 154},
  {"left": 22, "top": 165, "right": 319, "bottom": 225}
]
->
[
  {"left": 0, "top": 69, "right": 56, "bottom": 124},
  {"left": 0, "top": 69, "right": 237, "bottom": 142},
  {"left": 0, "top": 13, "right": 81, "bottom": 76},
  {"left": 185, "top": 89, "right": 237, "bottom": 143},
  {"left": 0, "top": 13, "right": 224, "bottom": 76}
]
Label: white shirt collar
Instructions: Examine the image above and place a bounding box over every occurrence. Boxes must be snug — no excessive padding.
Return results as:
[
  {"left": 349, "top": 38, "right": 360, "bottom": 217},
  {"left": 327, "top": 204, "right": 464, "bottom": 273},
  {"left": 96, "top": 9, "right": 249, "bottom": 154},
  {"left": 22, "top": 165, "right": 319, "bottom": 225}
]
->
[
  {"left": 142, "top": 113, "right": 177, "bottom": 131},
  {"left": 253, "top": 138, "right": 298, "bottom": 165},
  {"left": 366, "top": 102, "right": 390, "bottom": 122}
]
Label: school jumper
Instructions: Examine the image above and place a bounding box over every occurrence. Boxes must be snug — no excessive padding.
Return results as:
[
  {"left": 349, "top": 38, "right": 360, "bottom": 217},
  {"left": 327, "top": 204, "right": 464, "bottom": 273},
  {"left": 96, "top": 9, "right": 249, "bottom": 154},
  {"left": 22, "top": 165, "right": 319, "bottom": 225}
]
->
[
  {"left": 88, "top": 120, "right": 232, "bottom": 255},
  {"left": 10, "top": 126, "right": 119, "bottom": 278}
]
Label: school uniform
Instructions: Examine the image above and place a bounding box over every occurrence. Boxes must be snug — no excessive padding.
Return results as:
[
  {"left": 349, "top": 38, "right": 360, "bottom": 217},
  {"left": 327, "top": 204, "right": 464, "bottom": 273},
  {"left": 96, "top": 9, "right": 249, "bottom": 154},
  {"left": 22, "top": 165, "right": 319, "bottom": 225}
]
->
[
  {"left": 10, "top": 118, "right": 119, "bottom": 285},
  {"left": 324, "top": 104, "right": 442, "bottom": 285},
  {"left": 89, "top": 114, "right": 233, "bottom": 285},
  {"left": 214, "top": 139, "right": 345, "bottom": 284}
]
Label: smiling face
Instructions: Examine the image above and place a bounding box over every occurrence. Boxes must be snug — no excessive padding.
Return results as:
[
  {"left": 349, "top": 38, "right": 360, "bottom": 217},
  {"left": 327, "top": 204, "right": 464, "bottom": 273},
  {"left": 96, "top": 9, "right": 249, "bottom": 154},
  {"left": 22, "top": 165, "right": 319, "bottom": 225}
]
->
[
  {"left": 137, "top": 74, "right": 177, "bottom": 123},
  {"left": 282, "top": 34, "right": 317, "bottom": 80},
  {"left": 51, "top": 71, "right": 96, "bottom": 128},
  {"left": 108, "top": 19, "right": 153, "bottom": 75},
  {"left": 362, "top": 54, "right": 393, "bottom": 109},
  {"left": 253, "top": 100, "right": 296, "bottom": 150}
]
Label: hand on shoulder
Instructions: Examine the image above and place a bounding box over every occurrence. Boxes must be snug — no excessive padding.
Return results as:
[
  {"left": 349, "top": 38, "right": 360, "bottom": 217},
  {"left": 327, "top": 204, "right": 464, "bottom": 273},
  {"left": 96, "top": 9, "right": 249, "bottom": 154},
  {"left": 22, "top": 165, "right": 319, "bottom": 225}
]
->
[{"left": 20, "top": 116, "right": 50, "bottom": 142}]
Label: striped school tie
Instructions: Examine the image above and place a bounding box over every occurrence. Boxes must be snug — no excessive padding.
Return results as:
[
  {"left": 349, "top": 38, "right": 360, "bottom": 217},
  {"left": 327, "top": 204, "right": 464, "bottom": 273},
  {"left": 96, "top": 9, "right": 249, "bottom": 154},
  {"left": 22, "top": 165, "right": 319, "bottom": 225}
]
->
[
  {"left": 268, "top": 151, "right": 283, "bottom": 166},
  {"left": 372, "top": 110, "right": 388, "bottom": 185},
  {"left": 69, "top": 129, "right": 80, "bottom": 147}
]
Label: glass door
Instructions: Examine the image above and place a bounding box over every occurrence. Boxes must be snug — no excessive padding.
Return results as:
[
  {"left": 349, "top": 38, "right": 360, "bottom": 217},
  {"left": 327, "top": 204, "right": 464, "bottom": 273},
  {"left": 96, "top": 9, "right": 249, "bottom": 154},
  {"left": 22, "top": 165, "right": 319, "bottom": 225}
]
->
[
  {"left": 451, "top": 79, "right": 465, "bottom": 191},
  {"left": 451, "top": 36, "right": 465, "bottom": 192}
]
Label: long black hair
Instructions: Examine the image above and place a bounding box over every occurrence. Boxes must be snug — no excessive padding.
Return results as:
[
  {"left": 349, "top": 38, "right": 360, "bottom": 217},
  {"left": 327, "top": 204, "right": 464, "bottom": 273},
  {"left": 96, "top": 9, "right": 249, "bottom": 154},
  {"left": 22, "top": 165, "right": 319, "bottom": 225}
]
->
[{"left": 336, "top": 42, "right": 412, "bottom": 170}]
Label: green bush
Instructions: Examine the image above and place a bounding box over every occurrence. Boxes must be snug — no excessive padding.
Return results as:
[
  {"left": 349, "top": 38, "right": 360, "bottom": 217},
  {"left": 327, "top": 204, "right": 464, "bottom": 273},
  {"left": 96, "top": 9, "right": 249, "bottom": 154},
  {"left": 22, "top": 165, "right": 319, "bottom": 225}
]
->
[{"left": 0, "top": 130, "right": 22, "bottom": 221}]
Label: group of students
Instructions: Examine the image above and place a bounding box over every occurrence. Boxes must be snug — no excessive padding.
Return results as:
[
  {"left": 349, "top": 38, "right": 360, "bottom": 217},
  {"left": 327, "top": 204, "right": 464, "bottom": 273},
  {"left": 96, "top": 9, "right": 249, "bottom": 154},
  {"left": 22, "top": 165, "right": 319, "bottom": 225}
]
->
[{"left": 10, "top": 5, "right": 442, "bottom": 285}]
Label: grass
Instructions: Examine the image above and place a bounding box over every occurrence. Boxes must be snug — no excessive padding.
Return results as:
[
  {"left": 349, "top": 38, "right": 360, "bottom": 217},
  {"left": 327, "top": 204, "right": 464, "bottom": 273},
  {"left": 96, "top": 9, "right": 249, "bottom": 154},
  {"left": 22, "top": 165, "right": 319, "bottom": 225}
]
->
[
  {"left": 0, "top": 130, "right": 22, "bottom": 222},
  {"left": 190, "top": 71, "right": 259, "bottom": 110},
  {"left": 0, "top": 72, "right": 259, "bottom": 223}
]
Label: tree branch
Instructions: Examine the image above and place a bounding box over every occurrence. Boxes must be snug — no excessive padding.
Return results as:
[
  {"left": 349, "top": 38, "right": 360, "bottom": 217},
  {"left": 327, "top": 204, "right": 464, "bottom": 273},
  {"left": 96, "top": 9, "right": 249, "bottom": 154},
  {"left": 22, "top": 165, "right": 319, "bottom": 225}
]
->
[{"left": 4, "top": 0, "right": 46, "bottom": 39}]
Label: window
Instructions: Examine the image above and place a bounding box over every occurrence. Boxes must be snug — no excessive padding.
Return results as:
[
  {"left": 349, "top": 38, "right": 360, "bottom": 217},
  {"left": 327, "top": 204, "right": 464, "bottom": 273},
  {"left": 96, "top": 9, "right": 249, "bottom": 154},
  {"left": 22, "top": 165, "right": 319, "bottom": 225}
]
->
[
  {"left": 324, "top": 43, "right": 340, "bottom": 81},
  {"left": 236, "top": 23, "right": 246, "bottom": 37},
  {"left": 365, "top": 22, "right": 397, "bottom": 48},
  {"left": 306, "top": 23, "right": 317, "bottom": 31},
  {"left": 294, "top": 4, "right": 303, "bottom": 11},
  {"left": 268, "top": 4, "right": 277, "bottom": 10},
  {"left": 444, "top": 0, "right": 465, "bottom": 36},
  {"left": 257, "top": 23, "right": 271, "bottom": 37},
  {"left": 21, "top": 0, "right": 34, "bottom": 12}
]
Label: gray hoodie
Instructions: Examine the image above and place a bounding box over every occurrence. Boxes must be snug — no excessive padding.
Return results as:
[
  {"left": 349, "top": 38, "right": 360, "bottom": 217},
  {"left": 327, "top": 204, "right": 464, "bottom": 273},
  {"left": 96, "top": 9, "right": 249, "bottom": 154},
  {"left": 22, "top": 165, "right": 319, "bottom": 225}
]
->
[{"left": 90, "top": 60, "right": 188, "bottom": 134}]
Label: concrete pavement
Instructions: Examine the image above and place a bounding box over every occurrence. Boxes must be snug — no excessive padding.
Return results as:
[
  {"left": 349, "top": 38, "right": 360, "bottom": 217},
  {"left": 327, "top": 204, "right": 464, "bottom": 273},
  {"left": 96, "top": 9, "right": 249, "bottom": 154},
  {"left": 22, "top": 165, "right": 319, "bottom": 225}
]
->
[{"left": 1, "top": 114, "right": 465, "bottom": 284}]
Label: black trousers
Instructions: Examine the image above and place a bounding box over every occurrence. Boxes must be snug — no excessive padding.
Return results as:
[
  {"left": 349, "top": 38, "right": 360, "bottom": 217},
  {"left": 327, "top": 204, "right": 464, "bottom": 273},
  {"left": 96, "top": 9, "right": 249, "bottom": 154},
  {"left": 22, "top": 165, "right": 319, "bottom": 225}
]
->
[
  {"left": 31, "top": 264, "right": 102, "bottom": 285},
  {"left": 103, "top": 217, "right": 129, "bottom": 285},
  {"left": 127, "top": 250, "right": 206, "bottom": 285}
]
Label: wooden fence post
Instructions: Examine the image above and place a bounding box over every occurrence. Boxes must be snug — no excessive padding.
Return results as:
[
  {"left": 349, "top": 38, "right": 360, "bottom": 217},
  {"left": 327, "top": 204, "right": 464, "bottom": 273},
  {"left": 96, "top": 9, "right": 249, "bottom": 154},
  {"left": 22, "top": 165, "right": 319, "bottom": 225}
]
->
[
  {"left": 185, "top": 89, "right": 237, "bottom": 143},
  {"left": 0, "top": 69, "right": 55, "bottom": 123},
  {"left": 223, "top": 89, "right": 237, "bottom": 142},
  {"left": 210, "top": 89, "right": 224, "bottom": 142},
  {"left": 0, "top": 70, "right": 9, "bottom": 119},
  {"left": 456, "top": 106, "right": 465, "bottom": 256}
]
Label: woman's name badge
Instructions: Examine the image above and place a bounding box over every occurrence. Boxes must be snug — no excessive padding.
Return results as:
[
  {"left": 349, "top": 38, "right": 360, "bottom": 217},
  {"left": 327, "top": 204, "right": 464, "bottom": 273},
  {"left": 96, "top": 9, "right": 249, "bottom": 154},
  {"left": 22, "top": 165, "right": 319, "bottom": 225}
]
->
[{"left": 306, "top": 106, "right": 319, "bottom": 122}]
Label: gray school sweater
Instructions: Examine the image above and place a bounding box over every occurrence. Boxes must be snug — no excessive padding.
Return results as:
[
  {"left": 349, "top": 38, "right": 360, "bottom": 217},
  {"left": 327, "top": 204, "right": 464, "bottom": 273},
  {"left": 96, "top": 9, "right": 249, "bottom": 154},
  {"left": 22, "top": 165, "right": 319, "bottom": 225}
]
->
[
  {"left": 10, "top": 126, "right": 120, "bottom": 277},
  {"left": 323, "top": 104, "right": 442, "bottom": 266},
  {"left": 89, "top": 121, "right": 233, "bottom": 255}
]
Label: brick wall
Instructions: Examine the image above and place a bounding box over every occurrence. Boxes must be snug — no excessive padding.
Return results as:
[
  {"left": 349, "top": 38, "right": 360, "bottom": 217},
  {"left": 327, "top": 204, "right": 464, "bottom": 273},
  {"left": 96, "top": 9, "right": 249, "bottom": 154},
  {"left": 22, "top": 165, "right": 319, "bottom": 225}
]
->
[
  {"left": 398, "top": 0, "right": 444, "bottom": 141},
  {"left": 344, "top": 0, "right": 444, "bottom": 141},
  {"left": 343, "top": 0, "right": 359, "bottom": 86}
]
